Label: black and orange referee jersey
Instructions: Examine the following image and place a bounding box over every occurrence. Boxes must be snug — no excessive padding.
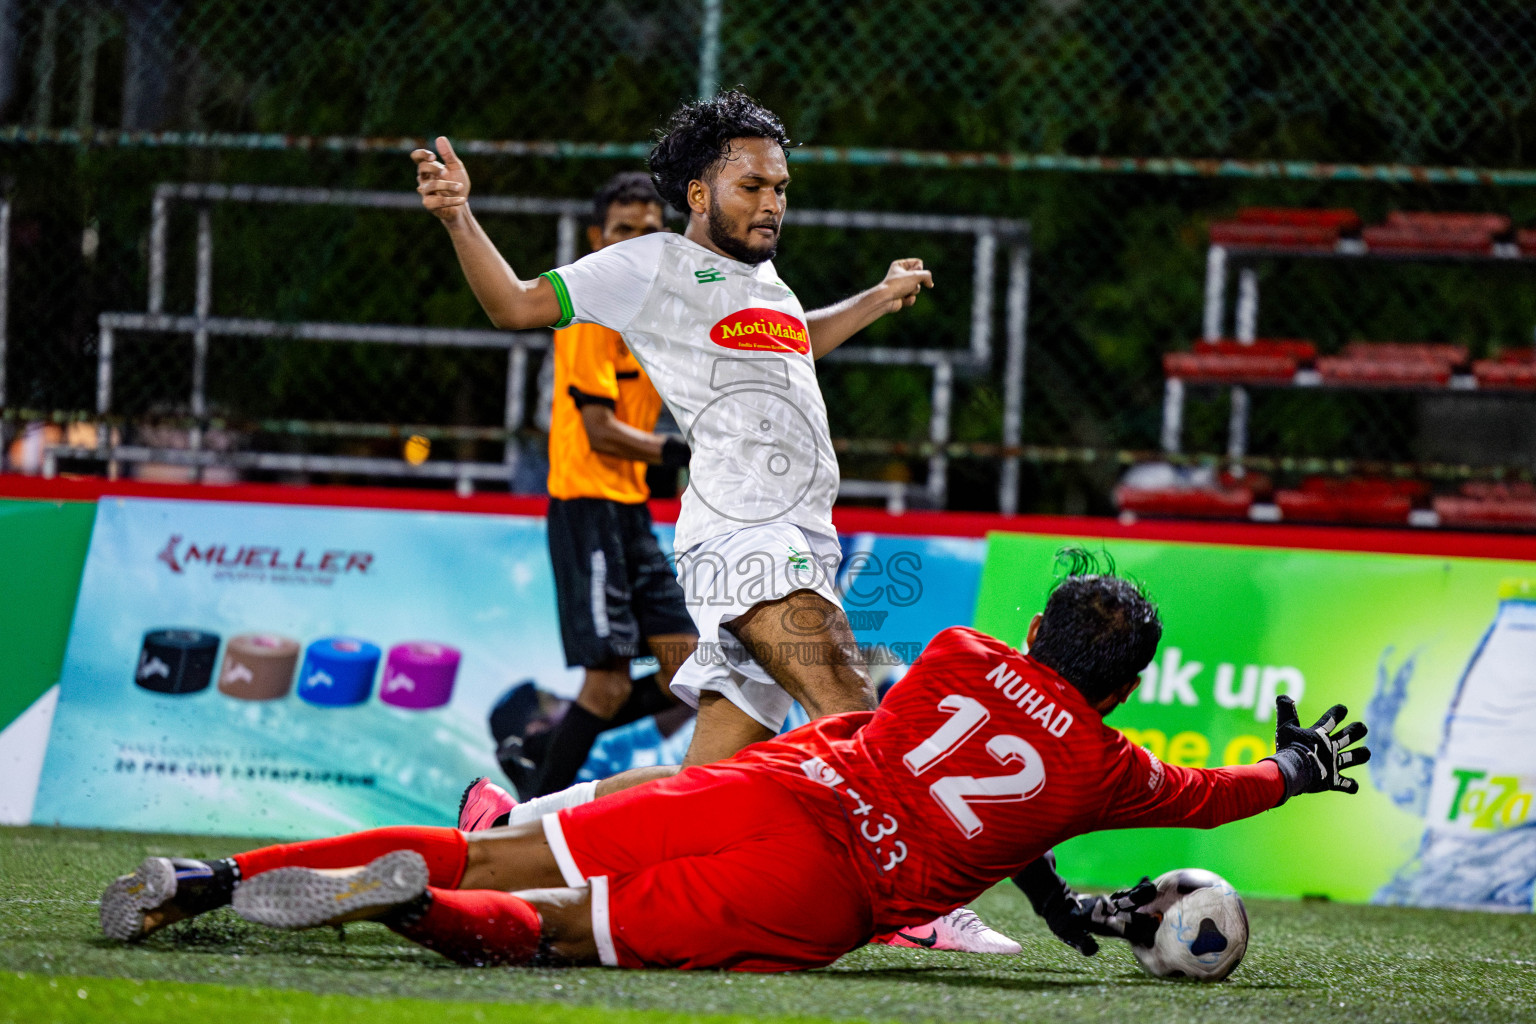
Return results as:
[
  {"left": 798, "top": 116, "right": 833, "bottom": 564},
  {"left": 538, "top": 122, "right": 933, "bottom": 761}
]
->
[{"left": 547, "top": 322, "right": 665, "bottom": 503}]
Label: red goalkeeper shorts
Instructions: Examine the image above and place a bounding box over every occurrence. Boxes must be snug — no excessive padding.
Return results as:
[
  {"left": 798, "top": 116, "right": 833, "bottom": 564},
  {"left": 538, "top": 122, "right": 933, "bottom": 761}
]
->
[{"left": 545, "top": 763, "right": 875, "bottom": 971}]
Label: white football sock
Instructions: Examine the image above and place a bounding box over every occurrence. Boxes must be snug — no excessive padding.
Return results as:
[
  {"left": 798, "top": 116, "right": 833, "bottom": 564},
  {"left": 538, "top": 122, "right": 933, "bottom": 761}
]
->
[{"left": 505, "top": 780, "right": 598, "bottom": 827}]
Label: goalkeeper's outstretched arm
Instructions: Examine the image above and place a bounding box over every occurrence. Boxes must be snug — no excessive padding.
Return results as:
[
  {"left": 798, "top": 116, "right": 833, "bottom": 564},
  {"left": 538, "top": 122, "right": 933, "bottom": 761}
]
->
[
  {"left": 413, "top": 136, "right": 564, "bottom": 330},
  {"left": 1103, "top": 695, "right": 1371, "bottom": 832}
]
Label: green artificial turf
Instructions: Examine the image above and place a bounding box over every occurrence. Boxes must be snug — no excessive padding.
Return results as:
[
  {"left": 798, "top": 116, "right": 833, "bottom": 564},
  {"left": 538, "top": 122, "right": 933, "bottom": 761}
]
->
[
  {"left": 0, "top": 973, "right": 845, "bottom": 1024},
  {"left": 3, "top": 825, "right": 1535, "bottom": 1024}
]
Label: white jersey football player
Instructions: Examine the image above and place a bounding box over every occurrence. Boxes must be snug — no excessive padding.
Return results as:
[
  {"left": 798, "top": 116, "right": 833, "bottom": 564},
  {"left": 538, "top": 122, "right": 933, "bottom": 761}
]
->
[
  {"left": 416, "top": 91, "right": 1021, "bottom": 954},
  {"left": 414, "top": 93, "right": 930, "bottom": 759}
]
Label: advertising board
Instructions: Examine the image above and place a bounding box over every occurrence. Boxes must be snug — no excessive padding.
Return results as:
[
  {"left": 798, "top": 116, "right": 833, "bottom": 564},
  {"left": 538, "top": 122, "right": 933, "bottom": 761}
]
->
[{"left": 975, "top": 532, "right": 1536, "bottom": 910}]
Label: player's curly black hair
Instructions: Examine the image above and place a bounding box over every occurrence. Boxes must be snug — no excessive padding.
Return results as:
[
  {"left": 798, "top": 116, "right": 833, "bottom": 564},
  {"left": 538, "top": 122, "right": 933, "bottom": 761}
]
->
[
  {"left": 648, "top": 90, "right": 791, "bottom": 213},
  {"left": 1028, "top": 547, "right": 1162, "bottom": 703}
]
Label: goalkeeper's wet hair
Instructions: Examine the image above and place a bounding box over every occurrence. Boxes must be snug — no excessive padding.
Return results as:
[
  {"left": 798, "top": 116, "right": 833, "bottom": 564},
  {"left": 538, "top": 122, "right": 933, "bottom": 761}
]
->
[
  {"left": 591, "top": 171, "right": 664, "bottom": 226},
  {"left": 1028, "top": 547, "right": 1162, "bottom": 703},
  {"left": 648, "top": 90, "right": 791, "bottom": 212}
]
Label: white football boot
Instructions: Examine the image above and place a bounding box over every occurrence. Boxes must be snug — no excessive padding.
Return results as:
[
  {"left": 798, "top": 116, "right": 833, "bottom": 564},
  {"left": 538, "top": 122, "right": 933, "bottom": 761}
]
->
[{"left": 876, "top": 906, "right": 1023, "bottom": 954}]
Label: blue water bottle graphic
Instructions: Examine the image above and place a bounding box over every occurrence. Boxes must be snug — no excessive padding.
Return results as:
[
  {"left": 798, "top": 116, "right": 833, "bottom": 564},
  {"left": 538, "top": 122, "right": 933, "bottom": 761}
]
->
[
  {"left": 1370, "top": 578, "right": 1536, "bottom": 911},
  {"left": 297, "top": 638, "right": 381, "bottom": 707}
]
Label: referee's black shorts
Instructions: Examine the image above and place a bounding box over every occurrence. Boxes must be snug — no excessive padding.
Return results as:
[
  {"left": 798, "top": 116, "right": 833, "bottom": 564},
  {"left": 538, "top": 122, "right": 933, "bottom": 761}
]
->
[{"left": 546, "top": 497, "right": 697, "bottom": 669}]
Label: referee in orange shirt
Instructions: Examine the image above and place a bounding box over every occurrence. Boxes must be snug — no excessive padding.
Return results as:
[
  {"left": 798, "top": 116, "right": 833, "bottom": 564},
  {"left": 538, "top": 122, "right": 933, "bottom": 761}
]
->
[{"left": 531, "top": 172, "right": 699, "bottom": 797}]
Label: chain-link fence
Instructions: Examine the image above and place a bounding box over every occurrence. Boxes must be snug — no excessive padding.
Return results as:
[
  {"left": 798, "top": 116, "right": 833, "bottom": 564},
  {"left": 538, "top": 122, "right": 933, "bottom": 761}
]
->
[
  {"left": 5, "top": 0, "right": 1536, "bottom": 514},
  {"left": 12, "top": 1, "right": 1536, "bottom": 158}
]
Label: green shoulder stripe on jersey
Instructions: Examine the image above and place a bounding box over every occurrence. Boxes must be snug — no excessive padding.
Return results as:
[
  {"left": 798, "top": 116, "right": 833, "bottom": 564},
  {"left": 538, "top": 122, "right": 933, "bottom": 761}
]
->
[{"left": 540, "top": 270, "right": 574, "bottom": 328}]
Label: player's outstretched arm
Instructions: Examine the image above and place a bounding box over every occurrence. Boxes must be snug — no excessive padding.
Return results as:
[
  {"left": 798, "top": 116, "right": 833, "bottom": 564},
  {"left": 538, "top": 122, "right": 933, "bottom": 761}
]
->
[
  {"left": 413, "top": 136, "right": 563, "bottom": 330},
  {"left": 1265, "top": 695, "right": 1371, "bottom": 803},
  {"left": 804, "top": 258, "right": 933, "bottom": 359}
]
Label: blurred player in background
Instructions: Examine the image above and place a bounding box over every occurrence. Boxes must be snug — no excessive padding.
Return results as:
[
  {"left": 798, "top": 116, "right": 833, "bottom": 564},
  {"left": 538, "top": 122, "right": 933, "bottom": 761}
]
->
[
  {"left": 99, "top": 553, "right": 1371, "bottom": 971},
  {"left": 505, "top": 171, "right": 699, "bottom": 800}
]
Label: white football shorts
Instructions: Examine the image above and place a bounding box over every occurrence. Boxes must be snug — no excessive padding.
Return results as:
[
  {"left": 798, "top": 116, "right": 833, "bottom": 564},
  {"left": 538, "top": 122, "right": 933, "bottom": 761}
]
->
[{"left": 667, "top": 522, "right": 844, "bottom": 731}]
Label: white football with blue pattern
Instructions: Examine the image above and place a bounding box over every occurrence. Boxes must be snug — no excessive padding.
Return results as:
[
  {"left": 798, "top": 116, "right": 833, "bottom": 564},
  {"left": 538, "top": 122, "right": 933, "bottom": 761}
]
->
[{"left": 1132, "top": 868, "right": 1249, "bottom": 981}]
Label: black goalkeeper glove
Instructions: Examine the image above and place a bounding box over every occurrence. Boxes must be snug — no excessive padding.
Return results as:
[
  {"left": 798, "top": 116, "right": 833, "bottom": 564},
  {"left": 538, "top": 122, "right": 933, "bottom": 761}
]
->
[
  {"left": 1053, "top": 880, "right": 1161, "bottom": 954},
  {"left": 1014, "top": 853, "right": 1160, "bottom": 956},
  {"left": 1265, "top": 695, "right": 1371, "bottom": 804}
]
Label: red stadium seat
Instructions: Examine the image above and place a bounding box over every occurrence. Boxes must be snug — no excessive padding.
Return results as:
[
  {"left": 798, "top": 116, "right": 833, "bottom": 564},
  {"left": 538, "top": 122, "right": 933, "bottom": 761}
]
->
[
  {"left": 1206, "top": 208, "right": 1360, "bottom": 250},
  {"left": 1384, "top": 211, "right": 1511, "bottom": 234},
  {"left": 1315, "top": 356, "right": 1453, "bottom": 386},
  {"left": 1113, "top": 485, "right": 1254, "bottom": 520},
  {"left": 1207, "top": 222, "right": 1341, "bottom": 250},
  {"left": 1275, "top": 477, "right": 1428, "bottom": 526},
  {"left": 1362, "top": 213, "right": 1509, "bottom": 255},
  {"left": 1339, "top": 341, "right": 1468, "bottom": 367},
  {"left": 1163, "top": 339, "right": 1314, "bottom": 383},
  {"left": 1472, "top": 349, "right": 1536, "bottom": 390},
  {"left": 1163, "top": 351, "right": 1297, "bottom": 383},
  {"left": 1194, "top": 338, "right": 1318, "bottom": 362},
  {"left": 1275, "top": 487, "right": 1413, "bottom": 525},
  {"left": 1434, "top": 494, "right": 1536, "bottom": 530},
  {"left": 1235, "top": 208, "right": 1362, "bottom": 230}
]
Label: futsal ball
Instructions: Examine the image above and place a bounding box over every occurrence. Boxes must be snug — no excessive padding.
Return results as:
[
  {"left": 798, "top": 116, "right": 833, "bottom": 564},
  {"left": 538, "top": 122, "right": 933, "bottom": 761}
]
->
[{"left": 1131, "top": 868, "right": 1249, "bottom": 981}]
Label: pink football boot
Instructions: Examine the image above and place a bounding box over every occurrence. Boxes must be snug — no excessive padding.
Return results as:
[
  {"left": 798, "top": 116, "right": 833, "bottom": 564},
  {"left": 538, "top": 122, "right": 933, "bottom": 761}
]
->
[{"left": 457, "top": 777, "right": 518, "bottom": 832}]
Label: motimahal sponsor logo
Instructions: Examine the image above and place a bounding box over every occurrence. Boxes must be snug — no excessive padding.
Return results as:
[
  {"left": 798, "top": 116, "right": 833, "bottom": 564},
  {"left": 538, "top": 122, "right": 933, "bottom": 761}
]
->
[
  {"left": 709, "top": 307, "right": 809, "bottom": 354},
  {"left": 156, "top": 534, "right": 374, "bottom": 575}
]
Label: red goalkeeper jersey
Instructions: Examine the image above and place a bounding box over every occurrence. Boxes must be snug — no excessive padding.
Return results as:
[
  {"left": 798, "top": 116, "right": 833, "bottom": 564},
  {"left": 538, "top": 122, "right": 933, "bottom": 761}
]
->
[{"left": 730, "top": 626, "right": 1284, "bottom": 929}]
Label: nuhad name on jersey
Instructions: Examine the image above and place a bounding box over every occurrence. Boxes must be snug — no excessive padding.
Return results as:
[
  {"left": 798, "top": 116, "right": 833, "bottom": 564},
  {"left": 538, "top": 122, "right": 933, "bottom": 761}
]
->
[{"left": 986, "top": 662, "right": 1075, "bottom": 737}]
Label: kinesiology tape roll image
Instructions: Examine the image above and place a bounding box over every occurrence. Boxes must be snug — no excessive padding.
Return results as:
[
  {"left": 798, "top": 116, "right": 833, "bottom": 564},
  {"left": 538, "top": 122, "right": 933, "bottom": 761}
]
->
[
  {"left": 298, "top": 638, "right": 382, "bottom": 707},
  {"left": 135, "top": 629, "right": 220, "bottom": 694},
  {"left": 380, "top": 642, "right": 462, "bottom": 710},
  {"left": 218, "top": 633, "right": 301, "bottom": 701}
]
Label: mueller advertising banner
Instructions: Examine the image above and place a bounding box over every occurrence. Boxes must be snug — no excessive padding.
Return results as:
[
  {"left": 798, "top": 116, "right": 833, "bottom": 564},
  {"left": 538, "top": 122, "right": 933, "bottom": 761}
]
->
[
  {"left": 34, "top": 498, "right": 585, "bottom": 836},
  {"left": 974, "top": 533, "right": 1536, "bottom": 911},
  {"left": 31, "top": 497, "right": 986, "bottom": 839}
]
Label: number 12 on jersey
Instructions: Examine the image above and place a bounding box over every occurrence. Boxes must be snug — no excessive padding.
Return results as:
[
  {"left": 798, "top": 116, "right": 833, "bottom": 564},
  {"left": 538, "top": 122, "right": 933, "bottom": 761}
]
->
[{"left": 902, "top": 694, "right": 1047, "bottom": 839}]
